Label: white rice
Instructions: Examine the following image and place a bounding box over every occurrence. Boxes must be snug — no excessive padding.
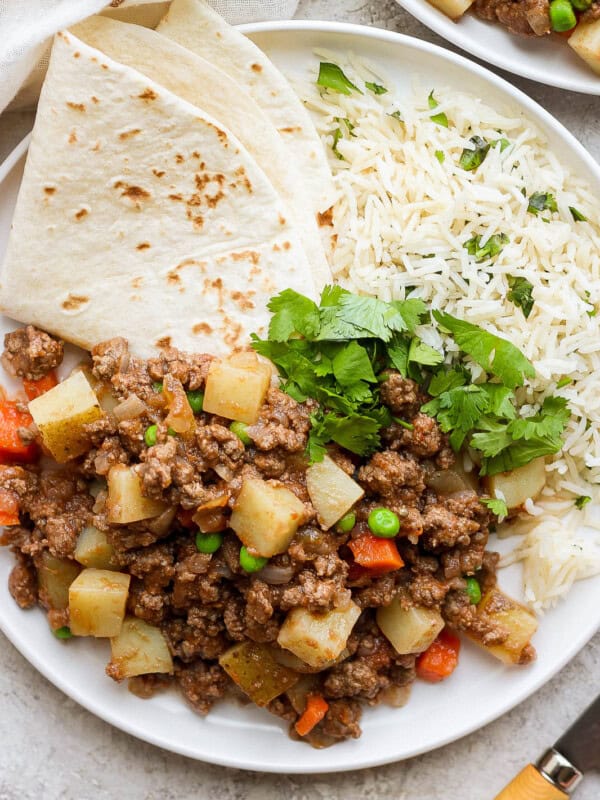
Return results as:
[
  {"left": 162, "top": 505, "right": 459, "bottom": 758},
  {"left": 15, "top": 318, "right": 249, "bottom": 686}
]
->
[{"left": 298, "top": 52, "right": 600, "bottom": 609}]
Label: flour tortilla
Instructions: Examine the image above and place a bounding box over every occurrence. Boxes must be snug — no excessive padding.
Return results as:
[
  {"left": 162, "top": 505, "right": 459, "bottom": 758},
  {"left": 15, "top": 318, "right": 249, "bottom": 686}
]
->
[
  {"left": 0, "top": 32, "right": 317, "bottom": 359},
  {"left": 71, "top": 15, "right": 331, "bottom": 288},
  {"left": 157, "top": 0, "right": 335, "bottom": 215}
]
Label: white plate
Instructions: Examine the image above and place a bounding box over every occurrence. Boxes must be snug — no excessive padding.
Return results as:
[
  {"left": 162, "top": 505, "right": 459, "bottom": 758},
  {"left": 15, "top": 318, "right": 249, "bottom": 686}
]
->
[
  {"left": 1, "top": 21, "right": 600, "bottom": 774},
  {"left": 395, "top": 0, "right": 600, "bottom": 94}
]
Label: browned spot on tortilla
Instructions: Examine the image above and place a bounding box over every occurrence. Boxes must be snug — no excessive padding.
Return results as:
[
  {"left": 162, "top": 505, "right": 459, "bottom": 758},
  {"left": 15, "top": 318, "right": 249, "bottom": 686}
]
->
[
  {"left": 119, "top": 128, "right": 141, "bottom": 140},
  {"left": 101, "top": 64, "right": 109, "bottom": 70},
  {"left": 278, "top": 214, "right": 286, "bottom": 226},
  {"left": 167, "top": 270, "right": 181, "bottom": 285},
  {"left": 175, "top": 154, "right": 185, "bottom": 164},
  {"left": 73, "top": 51, "right": 80, "bottom": 58},
  {"left": 249, "top": 265, "right": 260, "bottom": 279},
  {"left": 231, "top": 291, "right": 255, "bottom": 311},
  {"left": 152, "top": 169, "right": 165, "bottom": 178},
  {"left": 186, "top": 210, "right": 204, "bottom": 228},
  {"left": 224, "top": 320, "right": 243, "bottom": 348},
  {"left": 279, "top": 126, "right": 302, "bottom": 133},
  {"left": 193, "top": 322, "right": 213, "bottom": 335},
  {"left": 251, "top": 63, "right": 262, "bottom": 73},
  {"left": 331, "top": 233, "right": 338, "bottom": 247},
  {"left": 283, "top": 241, "right": 291, "bottom": 250},
  {"left": 62, "top": 294, "right": 88, "bottom": 311},
  {"left": 68, "top": 130, "right": 77, "bottom": 144},
  {"left": 318, "top": 207, "right": 334, "bottom": 227},
  {"left": 43, "top": 187, "right": 56, "bottom": 195},
  {"left": 192, "top": 172, "right": 226, "bottom": 209},
  {"left": 168, "top": 194, "right": 183, "bottom": 201},
  {"left": 192, "top": 151, "right": 201, "bottom": 159},
  {"left": 74, "top": 208, "right": 88, "bottom": 220},
  {"left": 232, "top": 166, "right": 252, "bottom": 194},
  {"left": 138, "top": 88, "right": 157, "bottom": 101},
  {"left": 155, "top": 336, "right": 172, "bottom": 349},
  {"left": 67, "top": 102, "right": 85, "bottom": 112},
  {"left": 216, "top": 31, "right": 222, "bottom": 38},
  {"left": 109, "top": 0, "right": 125, "bottom": 6},
  {"left": 136, "top": 242, "right": 151, "bottom": 251},
  {"left": 231, "top": 250, "right": 260, "bottom": 266},
  {"left": 91, "top": 141, "right": 101, "bottom": 152},
  {"left": 90, "top": 96, "right": 99, "bottom": 104},
  {"left": 273, "top": 243, "right": 280, "bottom": 252},
  {"left": 118, "top": 184, "right": 151, "bottom": 201},
  {"left": 206, "top": 121, "right": 227, "bottom": 145},
  {"left": 131, "top": 277, "right": 143, "bottom": 289}
]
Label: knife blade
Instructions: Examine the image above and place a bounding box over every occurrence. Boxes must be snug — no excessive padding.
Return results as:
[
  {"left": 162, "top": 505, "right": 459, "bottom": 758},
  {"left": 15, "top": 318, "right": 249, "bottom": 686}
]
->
[{"left": 554, "top": 693, "right": 600, "bottom": 774}]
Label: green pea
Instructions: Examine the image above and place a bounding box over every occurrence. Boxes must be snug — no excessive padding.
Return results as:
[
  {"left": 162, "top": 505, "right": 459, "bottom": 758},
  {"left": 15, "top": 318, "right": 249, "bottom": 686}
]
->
[
  {"left": 368, "top": 507, "right": 401, "bottom": 538},
  {"left": 549, "top": 0, "right": 576, "bottom": 31},
  {"left": 54, "top": 626, "right": 72, "bottom": 639},
  {"left": 152, "top": 381, "right": 163, "bottom": 393},
  {"left": 465, "top": 577, "right": 482, "bottom": 605},
  {"left": 195, "top": 531, "right": 224, "bottom": 554},
  {"left": 167, "top": 427, "right": 177, "bottom": 437},
  {"left": 230, "top": 421, "right": 252, "bottom": 446},
  {"left": 187, "top": 390, "right": 204, "bottom": 414},
  {"left": 144, "top": 424, "right": 158, "bottom": 447},
  {"left": 337, "top": 511, "right": 356, "bottom": 532},
  {"left": 239, "top": 546, "right": 268, "bottom": 573}
]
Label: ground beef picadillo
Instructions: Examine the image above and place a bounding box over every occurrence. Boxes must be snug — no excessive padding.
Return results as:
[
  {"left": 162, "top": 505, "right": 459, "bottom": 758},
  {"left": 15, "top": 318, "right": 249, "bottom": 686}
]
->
[{"left": 0, "top": 328, "right": 534, "bottom": 746}]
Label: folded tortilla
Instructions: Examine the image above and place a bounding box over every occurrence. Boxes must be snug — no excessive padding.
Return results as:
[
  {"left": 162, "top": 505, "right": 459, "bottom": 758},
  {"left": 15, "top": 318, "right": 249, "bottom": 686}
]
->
[
  {"left": 157, "top": 0, "right": 336, "bottom": 216},
  {"left": 71, "top": 15, "right": 331, "bottom": 289},
  {"left": 0, "top": 32, "right": 317, "bottom": 359}
]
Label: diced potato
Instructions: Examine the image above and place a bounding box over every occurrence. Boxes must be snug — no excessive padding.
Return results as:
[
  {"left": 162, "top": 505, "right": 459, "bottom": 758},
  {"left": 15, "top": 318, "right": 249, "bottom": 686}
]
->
[
  {"left": 106, "top": 464, "right": 168, "bottom": 524},
  {"left": 427, "top": 0, "right": 474, "bottom": 18},
  {"left": 569, "top": 18, "right": 600, "bottom": 76},
  {"left": 108, "top": 617, "right": 173, "bottom": 679},
  {"left": 219, "top": 641, "right": 299, "bottom": 706},
  {"left": 28, "top": 370, "right": 104, "bottom": 462},
  {"left": 230, "top": 477, "right": 306, "bottom": 557},
  {"left": 37, "top": 551, "right": 81, "bottom": 610},
  {"left": 466, "top": 588, "right": 537, "bottom": 665},
  {"left": 203, "top": 355, "right": 271, "bottom": 424},
  {"left": 486, "top": 458, "right": 546, "bottom": 510},
  {"left": 74, "top": 525, "right": 114, "bottom": 570},
  {"left": 377, "top": 599, "right": 444, "bottom": 655},
  {"left": 306, "top": 455, "right": 364, "bottom": 529},
  {"left": 68, "top": 568, "right": 130, "bottom": 637},
  {"left": 277, "top": 602, "right": 361, "bottom": 669},
  {"left": 95, "top": 382, "right": 119, "bottom": 414}
]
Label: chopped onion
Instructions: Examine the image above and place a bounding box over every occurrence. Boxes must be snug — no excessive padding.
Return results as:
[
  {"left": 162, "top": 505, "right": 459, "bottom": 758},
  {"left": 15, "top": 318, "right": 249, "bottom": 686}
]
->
[
  {"left": 146, "top": 506, "right": 177, "bottom": 537},
  {"left": 213, "top": 463, "right": 234, "bottom": 481},
  {"left": 113, "top": 393, "right": 146, "bottom": 421},
  {"left": 378, "top": 684, "right": 412, "bottom": 708},
  {"left": 255, "top": 563, "right": 294, "bottom": 585}
]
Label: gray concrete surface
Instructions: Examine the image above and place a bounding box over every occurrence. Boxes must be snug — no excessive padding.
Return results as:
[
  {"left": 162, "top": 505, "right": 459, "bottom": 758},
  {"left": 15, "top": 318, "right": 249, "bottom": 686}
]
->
[{"left": 1, "top": 2, "right": 599, "bottom": 798}]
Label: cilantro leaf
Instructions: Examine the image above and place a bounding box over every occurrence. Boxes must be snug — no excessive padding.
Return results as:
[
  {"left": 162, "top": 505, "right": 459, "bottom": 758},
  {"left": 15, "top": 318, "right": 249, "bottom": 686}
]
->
[
  {"left": 389, "top": 110, "right": 403, "bottom": 122},
  {"left": 422, "top": 385, "right": 490, "bottom": 450},
  {"left": 527, "top": 192, "right": 557, "bottom": 216},
  {"left": 386, "top": 334, "right": 410, "bottom": 376},
  {"left": 481, "top": 437, "right": 562, "bottom": 475},
  {"left": 365, "top": 81, "right": 387, "bottom": 94},
  {"left": 481, "top": 497, "right": 508, "bottom": 518},
  {"left": 267, "top": 290, "right": 320, "bottom": 341},
  {"left": 435, "top": 149, "right": 445, "bottom": 164},
  {"left": 317, "top": 62, "right": 362, "bottom": 95},
  {"left": 459, "top": 136, "right": 490, "bottom": 171},
  {"left": 575, "top": 495, "right": 591, "bottom": 509},
  {"left": 570, "top": 206, "right": 587, "bottom": 222},
  {"left": 507, "top": 275, "right": 534, "bottom": 319},
  {"left": 508, "top": 396, "right": 570, "bottom": 441},
  {"left": 433, "top": 310, "right": 536, "bottom": 389},
  {"left": 428, "top": 91, "right": 449, "bottom": 128},
  {"left": 331, "top": 127, "right": 345, "bottom": 160},
  {"left": 427, "top": 367, "right": 468, "bottom": 397},
  {"left": 495, "top": 137, "right": 511, "bottom": 152},
  {"left": 408, "top": 338, "right": 443, "bottom": 366},
  {"left": 463, "top": 233, "right": 509, "bottom": 263},
  {"left": 332, "top": 340, "right": 377, "bottom": 386},
  {"left": 308, "top": 410, "right": 383, "bottom": 458}
]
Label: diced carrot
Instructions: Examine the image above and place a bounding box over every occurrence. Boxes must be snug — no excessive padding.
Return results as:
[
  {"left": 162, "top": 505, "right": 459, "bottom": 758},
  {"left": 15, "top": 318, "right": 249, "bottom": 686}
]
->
[
  {"left": 22, "top": 371, "right": 58, "bottom": 400},
  {"left": 0, "top": 488, "right": 20, "bottom": 526},
  {"left": 294, "top": 694, "right": 329, "bottom": 737},
  {"left": 348, "top": 534, "right": 404, "bottom": 575},
  {"left": 0, "top": 401, "right": 38, "bottom": 463},
  {"left": 416, "top": 628, "right": 461, "bottom": 683}
]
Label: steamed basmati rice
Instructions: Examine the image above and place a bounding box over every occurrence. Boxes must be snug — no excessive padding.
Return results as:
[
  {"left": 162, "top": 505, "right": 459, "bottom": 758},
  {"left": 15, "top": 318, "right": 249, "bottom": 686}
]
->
[{"left": 299, "top": 53, "right": 600, "bottom": 608}]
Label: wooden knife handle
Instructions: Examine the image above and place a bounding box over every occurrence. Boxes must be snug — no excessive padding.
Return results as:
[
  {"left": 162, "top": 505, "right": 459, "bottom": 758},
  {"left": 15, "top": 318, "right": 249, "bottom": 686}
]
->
[{"left": 494, "top": 765, "right": 569, "bottom": 800}]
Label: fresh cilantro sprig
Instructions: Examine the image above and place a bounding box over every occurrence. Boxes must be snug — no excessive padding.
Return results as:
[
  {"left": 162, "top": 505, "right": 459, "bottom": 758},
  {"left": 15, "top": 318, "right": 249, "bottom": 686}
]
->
[
  {"left": 253, "top": 289, "right": 569, "bottom": 474},
  {"left": 507, "top": 275, "right": 534, "bottom": 319},
  {"left": 481, "top": 497, "right": 508, "bottom": 518}
]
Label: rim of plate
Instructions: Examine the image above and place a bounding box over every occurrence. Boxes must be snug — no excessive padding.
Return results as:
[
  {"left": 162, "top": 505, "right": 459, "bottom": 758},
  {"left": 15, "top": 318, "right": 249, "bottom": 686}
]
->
[
  {"left": 393, "top": 0, "right": 600, "bottom": 94},
  {"left": 0, "top": 20, "right": 599, "bottom": 774}
]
